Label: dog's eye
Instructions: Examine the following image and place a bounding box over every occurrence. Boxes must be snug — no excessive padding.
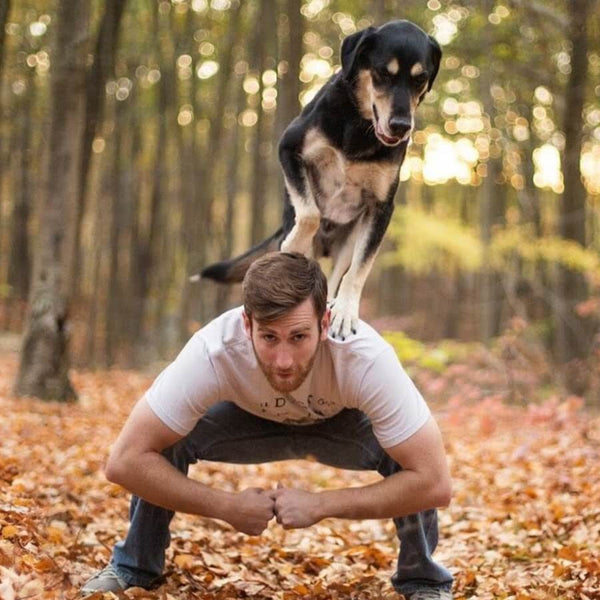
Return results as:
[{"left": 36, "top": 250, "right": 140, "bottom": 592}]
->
[
  {"left": 413, "top": 72, "right": 429, "bottom": 86},
  {"left": 371, "top": 69, "right": 385, "bottom": 85}
]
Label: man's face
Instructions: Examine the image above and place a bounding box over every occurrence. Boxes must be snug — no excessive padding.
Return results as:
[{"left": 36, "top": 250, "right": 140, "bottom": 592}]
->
[{"left": 243, "top": 298, "right": 330, "bottom": 393}]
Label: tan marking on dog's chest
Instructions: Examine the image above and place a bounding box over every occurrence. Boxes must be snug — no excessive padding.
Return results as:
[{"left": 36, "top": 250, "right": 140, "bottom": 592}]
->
[{"left": 301, "top": 129, "right": 398, "bottom": 223}]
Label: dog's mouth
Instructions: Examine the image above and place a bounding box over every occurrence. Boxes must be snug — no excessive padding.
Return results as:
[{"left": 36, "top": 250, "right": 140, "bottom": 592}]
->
[
  {"left": 372, "top": 105, "right": 406, "bottom": 147},
  {"left": 375, "top": 122, "right": 402, "bottom": 146}
]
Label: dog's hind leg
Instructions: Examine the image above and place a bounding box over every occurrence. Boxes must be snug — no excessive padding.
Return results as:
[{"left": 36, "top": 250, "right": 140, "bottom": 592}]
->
[
  {"left": 278, "top": 129, "right": 322, "bottom": 256},
  {"left": 280, "top": 192, "right": 320, "bottom": 256}
]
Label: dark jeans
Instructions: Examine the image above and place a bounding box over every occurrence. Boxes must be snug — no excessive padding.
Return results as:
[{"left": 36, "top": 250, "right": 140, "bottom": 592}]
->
[{"left": 111, "top": 402, "right": 453, "bottom": 595}]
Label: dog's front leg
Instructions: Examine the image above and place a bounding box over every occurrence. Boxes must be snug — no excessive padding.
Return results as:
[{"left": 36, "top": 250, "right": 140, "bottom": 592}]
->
[
  {"left": 278, "top": 136, "right": 320, "bottom": 256},
  {"left": 330, "top": 200, "right": 395, "bottom": 339},
  {"left": 327, "top": 227, "right": 358, "bottom": 301}
]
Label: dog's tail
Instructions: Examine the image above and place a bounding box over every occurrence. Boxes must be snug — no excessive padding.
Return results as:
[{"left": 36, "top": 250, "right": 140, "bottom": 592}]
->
[{"left": 192, "top": 228, "right": 286, "bottom": 284}]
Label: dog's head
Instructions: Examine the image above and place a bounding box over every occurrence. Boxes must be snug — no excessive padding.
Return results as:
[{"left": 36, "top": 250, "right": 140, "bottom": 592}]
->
[{"left": 341, "top": 20, "right": 441, "bottom": 147}]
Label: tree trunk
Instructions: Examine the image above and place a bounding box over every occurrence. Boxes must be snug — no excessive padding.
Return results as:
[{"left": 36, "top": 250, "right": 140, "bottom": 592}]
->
[
  {"left": 273, "top": 0, "right": 303, "bottom": 213},
  {"left": 373, "top": 0, "right": 385, "bottom": 24},
  {"left": 73, "top": 0, "right": 127, "bottom": 292},
  {"left": 181, "top": 0, "right": 245, "bottom": 332},
  {"left": 249, "top": 0, "right": 268, "bottom": 245},
  {"left": 124, "top": 88, "right": 143, "bottom": 359},
  {"left": 15, "top": 1, "right": 90, "bottom": 400},
  {"left": 215, "top": 72, "right": 246, "bottom": 314},
  {"left": 7, "top": 63, "right": 34, "bottom": 307},
  {"left": 479, "top": 0, "right": 505, "bottom": 343},
  {"left": 554, "top": 0, "right": 591, "bottom": 364},
  {"left": 0, "top": 0, "right": 12, "bottom": 269},
  {"left": 278, "top": 0, "right": 302, "bottom": 134},
  {"left": 145, "top": 3, "right": 173, "bottom": 356},
  {"left": 105, "top": 97, "right": 126, "bottom": 366},
  {"left": 0, "top": 0, "right": 11, "bottom": 85}
]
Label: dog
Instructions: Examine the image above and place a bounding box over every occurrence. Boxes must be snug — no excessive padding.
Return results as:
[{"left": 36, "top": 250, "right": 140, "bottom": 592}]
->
[{"left": 199, "top": 20, "right": 441, "bottom": 339}]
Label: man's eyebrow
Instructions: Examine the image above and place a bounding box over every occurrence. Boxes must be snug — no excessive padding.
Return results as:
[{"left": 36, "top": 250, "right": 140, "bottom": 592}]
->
[
  {"left": 289, "top": 325, "right": 312, "bottom": 334},
  {"left": 256, "top": 324, "right": 312, "bottom": 334}
]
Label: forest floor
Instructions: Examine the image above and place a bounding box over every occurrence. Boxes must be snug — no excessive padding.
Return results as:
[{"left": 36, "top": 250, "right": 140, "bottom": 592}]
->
[{"left": 0, "top": 328, "right": 599, "bottom": 599}]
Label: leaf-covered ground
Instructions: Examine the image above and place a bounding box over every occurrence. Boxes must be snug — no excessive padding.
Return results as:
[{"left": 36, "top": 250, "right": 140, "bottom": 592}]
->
[{"left": 0, "top": 342, "right": 599, "bottom": 600}]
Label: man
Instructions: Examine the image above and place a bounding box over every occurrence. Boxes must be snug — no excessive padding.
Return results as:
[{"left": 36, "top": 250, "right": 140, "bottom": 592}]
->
[{"left": 82, "top": 252, "right": 453, "bottom": 599}]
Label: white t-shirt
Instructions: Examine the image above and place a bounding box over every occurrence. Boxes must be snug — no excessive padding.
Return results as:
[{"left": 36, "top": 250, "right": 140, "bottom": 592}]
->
[{"left": 146, "top": 307, "right": 430, "bottom": 448}]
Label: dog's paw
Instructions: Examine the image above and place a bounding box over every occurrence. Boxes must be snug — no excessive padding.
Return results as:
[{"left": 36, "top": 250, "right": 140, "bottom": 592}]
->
[{"left": 329, "top": 297, "right": 358, "bottom": 340}]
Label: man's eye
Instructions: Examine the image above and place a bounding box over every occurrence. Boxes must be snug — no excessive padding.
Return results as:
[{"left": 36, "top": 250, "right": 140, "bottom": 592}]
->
[
  {"left": 293, "top": 334, "right": 306, "bottom": 342},
  {"left": 263, "top": 335, "right": 276, "bottom": 342}
]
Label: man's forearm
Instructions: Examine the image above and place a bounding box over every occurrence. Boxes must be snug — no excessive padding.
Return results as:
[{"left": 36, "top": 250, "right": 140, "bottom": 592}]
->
[
  {"left": 318, "top": 469, "right": 451, "bottom": 521},
  {"left": 106, "top": 450, "right": 231, "bottom": 521}
]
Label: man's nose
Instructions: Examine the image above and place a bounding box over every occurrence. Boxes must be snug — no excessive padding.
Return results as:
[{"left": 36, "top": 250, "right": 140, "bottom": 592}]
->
[
  {"left": 388, "top": 116, "right": 412, "bottom": 138},
  {"left": 274, "top": 348, "right": 293, "bottom": 369}
]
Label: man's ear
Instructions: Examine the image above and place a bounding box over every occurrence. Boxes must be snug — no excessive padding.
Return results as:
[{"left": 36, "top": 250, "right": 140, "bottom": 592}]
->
[
  {"left": 341, "top": 26, "right": 376, "bottom": 80},
  {"left": 242, "top": 310, "right": 252, "bottom": 339},
  {"left": 320, "top": 309, "right": 331, "bottom": 341},
  {"left": 427, "top": 35, "right": 442, "bottom": 91}
]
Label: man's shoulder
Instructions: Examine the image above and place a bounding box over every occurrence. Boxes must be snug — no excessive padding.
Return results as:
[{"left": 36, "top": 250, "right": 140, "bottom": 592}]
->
[
  {"left": 325, "top": 319, "right": 392, "bottom": 361},
  {"left": 194, "top": 306, "right": 248, "bottom": 355}
]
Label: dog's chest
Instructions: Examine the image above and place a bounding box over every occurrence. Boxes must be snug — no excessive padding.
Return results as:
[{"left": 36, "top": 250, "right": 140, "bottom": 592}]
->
[{"left": 302, "top": 130, "right": 398, "bottom": 224}]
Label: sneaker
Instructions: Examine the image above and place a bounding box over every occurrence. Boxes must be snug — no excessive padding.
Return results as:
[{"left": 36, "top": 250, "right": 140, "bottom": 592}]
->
[
  {"left": 80, "top": 565, "right": 130, "bottom": 594},
  {"left": 405, "top": 589, "right": 453, "bottom": 600}
]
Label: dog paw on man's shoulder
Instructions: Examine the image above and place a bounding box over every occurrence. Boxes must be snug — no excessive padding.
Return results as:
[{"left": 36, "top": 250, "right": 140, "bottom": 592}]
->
[{"left": 328, "top": 297, "right": 359, "bottom": 340}]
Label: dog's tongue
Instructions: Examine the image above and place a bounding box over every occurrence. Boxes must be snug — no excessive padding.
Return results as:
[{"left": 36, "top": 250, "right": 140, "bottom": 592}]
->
[{"left": 375, "top": 122, "right": 400, "bottom": 145}]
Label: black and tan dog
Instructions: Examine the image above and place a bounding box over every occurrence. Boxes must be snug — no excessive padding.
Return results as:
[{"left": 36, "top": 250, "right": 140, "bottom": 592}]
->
[{"left": 200, "top": 20, "right": 441, "bottom": 338}]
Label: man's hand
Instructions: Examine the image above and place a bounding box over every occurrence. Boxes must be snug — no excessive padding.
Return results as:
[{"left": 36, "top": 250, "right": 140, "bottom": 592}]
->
[
  {"left": 224, "top": 488, "right": 275, "bottom": 535},
  {"left": 269, "top": 485, "right": 323, "bottom": 529}
]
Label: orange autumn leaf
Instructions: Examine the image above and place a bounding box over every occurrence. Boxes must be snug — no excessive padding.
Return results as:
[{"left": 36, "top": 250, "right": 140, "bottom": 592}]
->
[
  {"left": 558, "top": 545, "right": 580, "bottom": 562},
  {"left": 2, "top": 526, "right": 17, "bottom": 539},
  {"left": 173, "top": 554, "right": 195, "bottom": 569}
]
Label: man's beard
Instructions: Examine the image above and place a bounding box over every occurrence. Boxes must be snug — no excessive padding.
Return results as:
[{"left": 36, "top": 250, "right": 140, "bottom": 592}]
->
[{"left": 253, "top": 341, "right": 321, "bottom": 394}]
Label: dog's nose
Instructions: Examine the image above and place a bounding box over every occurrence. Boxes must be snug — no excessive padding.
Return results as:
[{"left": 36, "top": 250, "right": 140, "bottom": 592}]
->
[{"left": 388, "top": 117, "right": 412, "bottom": 138}]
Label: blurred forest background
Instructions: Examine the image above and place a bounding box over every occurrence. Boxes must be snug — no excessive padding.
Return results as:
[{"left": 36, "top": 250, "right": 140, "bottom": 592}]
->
[{"left": 0, "top": 0, "right": 599, "bottom": 401}]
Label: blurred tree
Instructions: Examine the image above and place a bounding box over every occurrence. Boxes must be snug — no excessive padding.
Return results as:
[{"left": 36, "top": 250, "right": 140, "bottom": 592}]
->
[
  {"left": 555, "top": 0, "right": 593, "bottom": 365},
  {"left": 14, "top": 0, "right": 90, "bottom": 400},
  {"left": 74, "top": 0, "right": 128, "bottom": 294},
  {"left": 6, "top": 56, "right": 34, "bottom": 311},
  {"left": 180, "top": 0, "right": 245, "bottom": 334},
  {"left": 479, "top": 0, "right": 505, "bottom": 343},
  {"left": 278, "top": 0, "right": 303, "bottom": 131},
  {"left": 248, "top": 0, "right": 271, "bottom": 246},
  {"left": 0, "top": 0, "right": 10, "bottom": 87}
]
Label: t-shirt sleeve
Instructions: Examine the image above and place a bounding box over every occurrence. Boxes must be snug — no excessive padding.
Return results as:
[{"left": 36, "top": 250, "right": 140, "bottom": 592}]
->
[
  {"left": 144, "top": 334, "right": 221, "bottom": 436},
  {"left": 356, "top": 347, "right": 430, "bottom": 448}
]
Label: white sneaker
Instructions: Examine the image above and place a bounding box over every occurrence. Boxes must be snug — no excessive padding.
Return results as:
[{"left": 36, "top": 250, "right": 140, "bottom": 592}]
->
[{"left": 80, "top": 565, "right": 130, "bottom": 594}]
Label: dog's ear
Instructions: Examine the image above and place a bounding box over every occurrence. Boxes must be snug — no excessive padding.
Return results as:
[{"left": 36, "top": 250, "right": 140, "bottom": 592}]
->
[
  {"left": 341, "top": 27, "right": 376, "bottom": 79},
  {"left": 427, "top": 35, "right": 442, "bottom": 91}
]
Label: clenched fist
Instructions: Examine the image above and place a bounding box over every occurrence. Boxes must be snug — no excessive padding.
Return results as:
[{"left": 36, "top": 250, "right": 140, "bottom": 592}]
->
[
  {"left": 225, "top": 487, "right": 275, "bottom": 535},
  {"left": 269, "top": 485, "right": 323, "bottom": 529}
]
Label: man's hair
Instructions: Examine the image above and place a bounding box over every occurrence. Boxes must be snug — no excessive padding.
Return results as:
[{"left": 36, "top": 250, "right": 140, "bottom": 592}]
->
[{"left": 242, "top": 252, "right": 328, "bottom": 323}]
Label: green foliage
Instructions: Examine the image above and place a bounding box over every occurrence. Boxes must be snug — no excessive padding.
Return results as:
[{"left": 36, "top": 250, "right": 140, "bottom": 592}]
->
[
  {"left": 384, "top": 205, "right": 482, "bottom": 274},
  {"left": 0, "top": 284, "right": 12, "bottom": 300},
  {"left": 385, "top": 206, "right": 600, "bottom": 278},
  {"left": 491, "top": 227, "right": 600, "bottom": 276},
  {"left": 383, "top": 331, "right": 456, "bottom": 373}
]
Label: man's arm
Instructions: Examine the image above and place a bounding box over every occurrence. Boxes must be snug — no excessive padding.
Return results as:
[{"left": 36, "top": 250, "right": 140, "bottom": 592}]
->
[
  {"left": 105, "top": 398, "right": 275, "bottom": 535},
  {"left": 271, "top": 416, "right": 451, "bottom": 528}
]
